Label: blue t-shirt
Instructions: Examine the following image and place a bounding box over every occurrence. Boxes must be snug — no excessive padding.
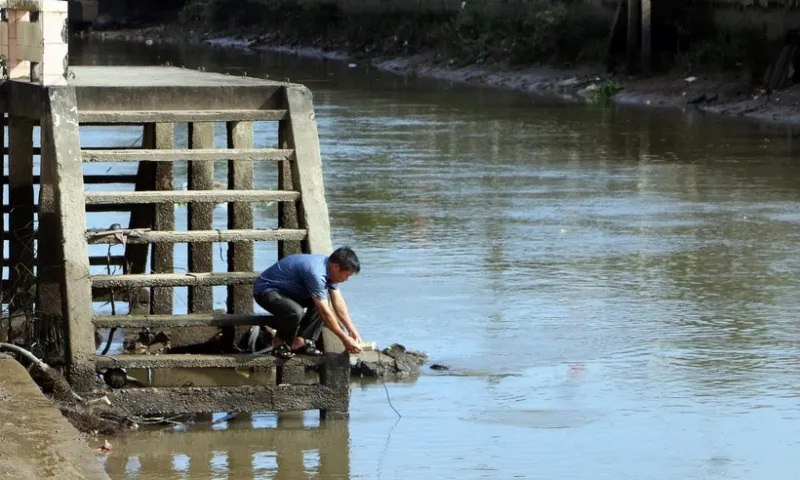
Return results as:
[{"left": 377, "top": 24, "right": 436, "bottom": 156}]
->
[{"left": 253, "top": 254, "right": 339, "bottom": 301}]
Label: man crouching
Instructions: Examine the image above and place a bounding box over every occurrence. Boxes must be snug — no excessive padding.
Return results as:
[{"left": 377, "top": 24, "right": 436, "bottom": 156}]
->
[{"left": 253, "top": 246, "right": 363, "bottom": 358}]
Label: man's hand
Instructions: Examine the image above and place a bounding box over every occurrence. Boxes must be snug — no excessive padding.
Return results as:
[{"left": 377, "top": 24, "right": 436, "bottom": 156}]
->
[
  {"left": 343, "top": 336, "right": 362, "bottom": 354},
  {"left": 348, "top": 329, "right": 362, "bottom": 344}
]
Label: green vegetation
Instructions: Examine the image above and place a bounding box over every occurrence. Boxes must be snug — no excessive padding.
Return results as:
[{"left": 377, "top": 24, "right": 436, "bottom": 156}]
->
[
  {"left": 586, "top": 79, "right": 622, "bottom": 104},
  {"left": 176, "top": 0, "right": 778, "bottom": 79},
  {"left": 668, "top": 10, "right": 776, "bottom": 76},
  {"left": 673, "top": 29, "right": 774, "bottom": 75},
  {"left": 177, "top": 0, "right": 610, "bottom": 66}
]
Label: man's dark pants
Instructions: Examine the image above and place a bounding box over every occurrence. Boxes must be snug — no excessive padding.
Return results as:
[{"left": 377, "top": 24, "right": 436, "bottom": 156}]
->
[{"left": 254, "top": 290, "right": 323, "bottom": 345}]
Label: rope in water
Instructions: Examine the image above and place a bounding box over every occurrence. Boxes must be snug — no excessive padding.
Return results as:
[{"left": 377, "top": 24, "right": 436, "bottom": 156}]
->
[{"left": 375, "top": 346, "right": 401, "bottom": 419}]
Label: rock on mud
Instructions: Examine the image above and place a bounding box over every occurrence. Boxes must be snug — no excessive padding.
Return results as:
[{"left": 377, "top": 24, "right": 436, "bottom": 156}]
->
[{"left": 350, "top": 343, "right": 428, "bottom": 379}]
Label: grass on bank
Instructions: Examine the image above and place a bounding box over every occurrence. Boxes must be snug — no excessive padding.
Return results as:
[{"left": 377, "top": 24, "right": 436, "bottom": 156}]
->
[
  {"left": 178, "top": 0, "right": 610, "bottom": 66},
  {"left": 177, "top": 0, "right": 779, "bottom": 81}
]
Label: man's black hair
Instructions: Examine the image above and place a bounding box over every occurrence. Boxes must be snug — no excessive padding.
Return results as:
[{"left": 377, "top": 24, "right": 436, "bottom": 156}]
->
[{"left": 329, "top": 246, "right": 360, "bottom": 274}]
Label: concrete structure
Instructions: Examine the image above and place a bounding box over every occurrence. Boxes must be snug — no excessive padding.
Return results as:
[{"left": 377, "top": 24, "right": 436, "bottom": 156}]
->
[
  {"left": 0, "top": 355, "right": 110, "bottom": 480},
  {"left": 1, "top": 1, "right": 350, "bottom": 419}
]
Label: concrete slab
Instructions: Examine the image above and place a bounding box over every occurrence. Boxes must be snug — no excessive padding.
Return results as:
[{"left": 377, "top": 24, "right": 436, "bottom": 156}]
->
[
  {"left": 68, "top": 66, "right": 285, "bottom": 87},
  {"left": 2, "top": 66, "right": 295, "bottom": 118},
  {"left": 0, "top": 355, "right": 110, "bottom": 480}
]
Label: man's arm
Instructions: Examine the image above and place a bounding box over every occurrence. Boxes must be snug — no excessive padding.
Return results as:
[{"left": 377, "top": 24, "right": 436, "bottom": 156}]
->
[
  {"left": 311, "top": 295, "right": 361, "bottom": 352},
  {"left": 329, "top": 289, "right": 361, "bottom": 343}
]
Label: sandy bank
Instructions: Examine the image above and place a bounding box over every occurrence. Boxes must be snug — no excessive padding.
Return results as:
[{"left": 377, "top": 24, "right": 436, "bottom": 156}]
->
[{"left": 0, "top": 354, "right": 110, "bottom": 479}]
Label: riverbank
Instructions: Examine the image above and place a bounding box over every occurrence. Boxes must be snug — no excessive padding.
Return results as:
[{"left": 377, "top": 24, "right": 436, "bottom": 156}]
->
[
  {"left": 84, "top": 24, "right": 800, "bottom": 128},
  {"left": 0, "top": 355, "right": 110, "bottom": 480}
]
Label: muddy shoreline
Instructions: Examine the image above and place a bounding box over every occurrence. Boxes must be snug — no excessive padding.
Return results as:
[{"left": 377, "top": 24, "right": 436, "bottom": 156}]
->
[{"left": 83, "top": 24, "right": 800, "bottom": 128}]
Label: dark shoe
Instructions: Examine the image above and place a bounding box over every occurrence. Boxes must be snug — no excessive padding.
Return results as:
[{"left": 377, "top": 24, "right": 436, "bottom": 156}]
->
[
  {"left": 292, "top": 339, "right": 323, "bottom": 356},
  {"left": 265, "top": 342, "right": 294, "bottom": 359}
]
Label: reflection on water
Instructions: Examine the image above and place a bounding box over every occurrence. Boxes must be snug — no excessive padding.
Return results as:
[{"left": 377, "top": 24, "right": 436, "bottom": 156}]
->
[
  {"left": 99, "top": 413, "right": 349, "bottom": 480},
  {"left": 66, "top": 37, "right": 800, "bottom": 480}
]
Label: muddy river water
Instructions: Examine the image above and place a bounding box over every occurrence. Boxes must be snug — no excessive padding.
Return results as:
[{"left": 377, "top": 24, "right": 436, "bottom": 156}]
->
[{"left": 65, "top": 37, "right": 800, "bottom": 480}]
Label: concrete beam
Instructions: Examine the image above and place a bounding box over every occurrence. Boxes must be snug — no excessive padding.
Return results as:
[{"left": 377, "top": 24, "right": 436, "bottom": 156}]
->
[
  {"left": 94, "top": 353, "right": 322, "bottom": 370},
  {"left": 78, "top": 109, "right": 288, "bottom": 123},
  {"left": 83, "top": 189, "right": 300, "bottom": 205},
  {"left": 91, "top": 312, "right": 277, "bottom": 329},
  {"left": 90, "top": 271, "right": 260, "bottom": 289},
  {"left": 81, "top": 147, "right": 294, "bottom": 162},
  {"left": 74, "top": 85, "right": 284, "bottom": 112},
  {"left": 100, "top": 385, "right": 343, "bottom": 415},
  {"left": 86, "top": 228, "right": 307, "bottom": 244},
  {"left": 2, "top": 81, "right": 44, "bottom": 118}
]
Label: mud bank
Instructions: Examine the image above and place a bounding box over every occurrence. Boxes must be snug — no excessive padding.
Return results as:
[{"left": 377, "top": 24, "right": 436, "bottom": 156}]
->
[
  {"left": 0, "top": 354, "right": 110, "bottom": 480},
  {"left": 86, "top": 25, "right": 800, "bottom": 128}
]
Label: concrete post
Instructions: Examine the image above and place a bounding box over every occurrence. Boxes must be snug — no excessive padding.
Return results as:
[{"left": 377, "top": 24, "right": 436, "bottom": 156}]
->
[
  {"left": 226, "top": 121, "right": 254, "bottom": 314},
  {"left": 150, "top": 123, "right": 175, "bottom": 314},
  {"left": 319, "top": 350, "right": 350, "bottom": 420},
  {"left": 283, "top": 86, "right": 348, "bottom": 408},
  {"left": 283, "top": 86, "right": 333, "bottom": 255},
  {"left": 187, "top": 122, "right": 214, "bottom": 313},
  {"left": 36, "top": 111, "right": 64, "bottom": 358},
  {"left": 125, "top": 124, "right": 158, "bottom": 276},
  {"left": 40, "top": 86, "right": 94, "bottom": 391},
  {"left": 277, "top": 122, "right": 301, "bottom": 259},
  {"left": 7, "top": 116, "right": 35, "bottom": 316}
]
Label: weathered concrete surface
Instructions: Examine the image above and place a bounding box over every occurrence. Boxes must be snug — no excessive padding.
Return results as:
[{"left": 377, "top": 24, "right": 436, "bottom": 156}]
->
[
  {"left": 41, "top": 87, "right": 96, "bottom": 392},
  {"left": 68, "top": 66, "right": 286, "bottom": 87},
  {"left": 102, "top": 385, "right": 343, "bottom": 415},
  {"left": 350, "top": 344, "right": 428, "bottom": 379},
  {"left": 0, "top": 355, "right": 110, "bottom": 480}
]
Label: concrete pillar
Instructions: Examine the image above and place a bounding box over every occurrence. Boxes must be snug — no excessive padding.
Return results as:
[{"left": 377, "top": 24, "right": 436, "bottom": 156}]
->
[
  {"left": 150, "top": 123, "right": 175, "bottom": 314},
  {"left": 187, "top": 122, "right": 215, "bottom": 313},
  {"left": 40, "top": 87, "right": 94, "bottom": 392},
  {"left": 36, "top": 113, "right": 64, "bottom": 359},
  {"left": 226, "top": 121, "right": 254, "bottom": 314},
  {"left": 277, "top": 122, "right": 301, "bottom": 259},
  {"left": 7, "top": 117, "right": 35, "bottom": 316},
  {"left": 126, "top": 125, "right": 158, "bottom": 276},
  {"left": 319, "top": 347, "right": 350, "bottom": 420},
  {"left": 282, "top": 86, "right": 333, "bottom": 256}
]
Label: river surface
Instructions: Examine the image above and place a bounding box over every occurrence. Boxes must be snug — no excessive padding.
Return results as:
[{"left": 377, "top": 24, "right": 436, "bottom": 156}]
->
[{"left": 64, "top": 37, "right": 800, "bottom": 480}]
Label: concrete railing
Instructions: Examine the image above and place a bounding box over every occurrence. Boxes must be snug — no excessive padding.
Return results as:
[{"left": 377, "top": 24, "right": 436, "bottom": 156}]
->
[{"left": 0, "top": 0, "right": 68, "bottom": 85}]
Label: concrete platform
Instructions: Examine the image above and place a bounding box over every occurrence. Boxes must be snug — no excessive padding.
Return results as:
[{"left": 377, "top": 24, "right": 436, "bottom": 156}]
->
[
  {"left": 0, "top": 355, "right": 110, "bottom": 480},
  {"left": 68, "top": 66, "right": 283, "bottom": 87},
  {"left": 1, "top": 65, "right": 302, "bottom": 118}
]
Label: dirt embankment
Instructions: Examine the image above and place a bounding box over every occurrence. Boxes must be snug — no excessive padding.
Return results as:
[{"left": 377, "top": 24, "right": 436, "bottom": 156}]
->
[{"left": 85, "top": 24, "right": 800, "bottom": 127}]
